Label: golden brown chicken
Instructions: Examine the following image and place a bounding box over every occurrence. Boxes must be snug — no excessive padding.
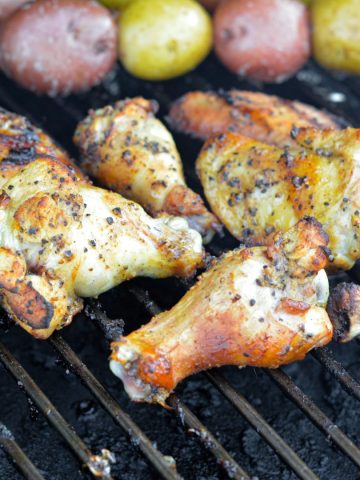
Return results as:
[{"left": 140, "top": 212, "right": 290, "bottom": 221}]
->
[
  {"left": 197, "top": 128, "right": 360, "bottom": 271},
  {"left": 327, "top": 282, "right": 360, "bottom": 343},
  {"left": 110, "top": 217, "right": 333, "bottom": 404},
  {"left": 74, "top": 97, "right": 220, "bottom": 242},
  {"left": 0, "top": 107, "right": 86, "bottom": 186},
  {"left": 168, "top": 90, "right": 340, "bottom": 148},
  {"left": 0, "top": 157, "right": 204, "bottom": 339}
]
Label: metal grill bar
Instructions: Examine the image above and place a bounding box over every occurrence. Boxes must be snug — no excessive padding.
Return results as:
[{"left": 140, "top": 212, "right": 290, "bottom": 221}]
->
[
  {"left": 167, "top": 395, "right": 249, "bottom": 480},
  {"left": 87, "top": 302, "right": 248, "bottom": 480},
  {"left": 49, "top": 333, "right": 181, "bottom": 480},
  {"left": 0, "top": 340, "right": 114, "bottom": 480},
  {"left": 312, "top": 348, "right": 360, "bottom": 401},
  {"left": 206, "top": 371, "right": 319, "bottom": 480},
  {"left": 268, "top": 369, "right": 360, "bottom": 469},
  {"left": 0, "top": 423, "right": 45, "bottom": 480}
]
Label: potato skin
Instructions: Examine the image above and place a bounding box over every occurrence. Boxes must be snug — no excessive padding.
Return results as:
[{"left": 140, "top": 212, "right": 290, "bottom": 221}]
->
[
  {"left": 118, "top": 0, "right": 212, "bottom": 81},
  {"left": 213, "top": 0, "right": 311, "bottom": 83},
  {"left": 0, "top": 0, "right": 117, "bottom": 96},
  {"left": 312, "top": 0, "right": 360, "bottom": 74},
  {"left": 0, "top": 0, "right": 29, "bottom": 22}
]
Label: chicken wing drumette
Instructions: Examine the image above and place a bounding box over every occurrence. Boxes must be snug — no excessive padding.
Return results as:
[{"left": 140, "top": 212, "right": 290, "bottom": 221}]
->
[
  {"left": 197, "top": 128, "right": 360, "bottom": 271},
  {"left": 110, "top": 217, "right": 332, "bottom": 404},
  {"left": 0, "top": 107, "right": 86, "bottom": 186},
  {"left": 168, "top": 90, "right": 340, "bottom": 148},
  {"left": 74, "top": 97, "right": 220, "bottom": 242},
  {"left": 0, "top": 158, "right": 203, "bottom": 339}
]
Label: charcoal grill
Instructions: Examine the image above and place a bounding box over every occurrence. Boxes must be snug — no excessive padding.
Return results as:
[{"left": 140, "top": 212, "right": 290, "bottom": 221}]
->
[{"left": 1, "top": 53, "right": 360, "bottom": 480}]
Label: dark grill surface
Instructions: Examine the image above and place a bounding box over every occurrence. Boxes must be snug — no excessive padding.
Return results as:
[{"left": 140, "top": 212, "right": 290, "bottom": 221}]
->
[{"left": 1, "top": 54, "right": 360, "bottom": 480}]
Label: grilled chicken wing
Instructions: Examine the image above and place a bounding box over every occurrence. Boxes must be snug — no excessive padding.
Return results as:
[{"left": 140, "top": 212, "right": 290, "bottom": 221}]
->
[
  {"left": 168, "top": 90, "right": 340, "bottom": 148},
  {"left": 110, "top": 217, "right": 332, "bottom": 404},
  {"left": 0, "top": 158, "right": 203, "bottom": 339},
  {"left": 74, "top": 97, "right": 220, "bottom": 242},
  {"left": 327, "top": 282, "right": 360, "bottom": 343},
  {"left": 0, "top": 107, "right": 86, "bottom": 187},
  {"left": 197, "top": 128, "right": 360, "bottom": 271}
]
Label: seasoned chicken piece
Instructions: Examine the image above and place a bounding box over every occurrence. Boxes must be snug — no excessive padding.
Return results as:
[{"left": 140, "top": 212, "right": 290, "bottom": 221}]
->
[
  {"left": 327, "top": 282, "right": 360, "bottom": 343},
  {"left": 168, "top": 90, "right": 340, "bottom": 148},
  {"left": 0, "top": 107, "right": 86, "bottom": 187},
  {"left": 197, "top": 128, "right": 360, "bottom": 271},
  {"left": 0, "top": 158, "right": 203, "bottom": 339},
  {"left": 110, "top": 217, "right": 333, "bottom": 404},
  {"left": 74, "top": 97, "right": 220, "bottom": 242}
]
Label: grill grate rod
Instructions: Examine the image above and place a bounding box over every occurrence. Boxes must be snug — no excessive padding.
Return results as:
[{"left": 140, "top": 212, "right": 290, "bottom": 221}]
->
[
  {"left": 128, "top": 286, "right": 320, "bottom": 480},
  {"left": 268, "top": 369, "right": 360, "bottom": 469},
  {"left": 206, "top": 371, "right": 319, "bottom": 480},
  {"left": 167, "top": 395, "right": 250, "bottom": 480},
  {"left": 0, "top": 340, "right": 114, "bottom": 480},
  {"left": 0, "top": 422, "right": 45, "bottom": 480},
  {"left": 311, "top": 348, "right": 360, "bottom": 401},
  {"left": 88, "top": 301, "right": 248, "bottom": 480},
  {"left": 49, "top": 333, "right": 181, "bottom": 480}
]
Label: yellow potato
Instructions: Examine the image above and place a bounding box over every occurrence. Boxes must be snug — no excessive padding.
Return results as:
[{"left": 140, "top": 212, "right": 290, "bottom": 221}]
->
[
  {"left": 312, "top": 0, "right": 360, "bottom": 74},
  {"left": 118, "top": 0, "right": 212, "bottom": 80}
]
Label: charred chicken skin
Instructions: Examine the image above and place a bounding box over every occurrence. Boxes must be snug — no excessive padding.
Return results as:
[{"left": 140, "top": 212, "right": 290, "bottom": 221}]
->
[
  {"left": 0, "top": 107, "right": 86, "bottom": 186},
  {"left": 168, "top": 90, "right": 340, "bottom": 148},
  {"left": 74, "top": 97, "right": 220, "bottom": 242},
  {"left": 197, "top": 128, "right": 360, "bottom": 271},
  {"left": 0, "top": 158, "right": 203, "bottom": 339},
  {"left": 110, "top": 217, "right": 332, "bottom": 404},
  {"left": 327, "top": 282, "right": 360, "bottom": 343}
]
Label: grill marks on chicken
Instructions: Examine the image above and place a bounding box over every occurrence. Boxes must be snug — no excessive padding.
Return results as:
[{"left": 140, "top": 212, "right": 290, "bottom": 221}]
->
[
  {"left": 168, "top": 90, "right": 340, "bottom": 148},
  {"left": 74, "top": 97, "right": 220, "bottom": 242},
  {"left": 0, "top": 107, "right": 86, "bottom": 187},
  {"left": 110, "top": 217, "right": 333, "bottom": 404},
  {"left": 197, "top": 128, "right": 360, "bottom": 271},
  {"left": 0, "top": 157, "right": 204, "bottom": 339}
]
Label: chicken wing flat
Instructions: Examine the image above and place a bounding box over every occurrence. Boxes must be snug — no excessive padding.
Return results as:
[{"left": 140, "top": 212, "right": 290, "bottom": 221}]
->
[
  {"left": 197, "top": 128, "right": 360, "bottom": 271},
  {"left": 110, "top": 217, "right": 332, "bottom": 404},
  {"left": 74, "top": 97, "right": 220, "bottom": 242},
  {"left": 168, "top": 90, "right": 340, "bottom": 148},
  {"left": 0, "top": 158, "right": 203, "bottom": 339},
  {"left": 0, "top": 107, "right": 86, "bottom": 186}
]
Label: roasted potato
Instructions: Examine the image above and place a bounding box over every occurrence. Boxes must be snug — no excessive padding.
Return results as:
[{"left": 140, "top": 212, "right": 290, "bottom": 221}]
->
[
  {"left": 213, "top": 0, "right": 311, "bottom": 83},
  {"left": 312, "top": 0, "right": 360, "bottom": 74},
  {"left": 0, "top": 0, "right": 117, "bottom": 96},
  {"left": 118, "top": 0, "right": 212, "bottom": 80}
]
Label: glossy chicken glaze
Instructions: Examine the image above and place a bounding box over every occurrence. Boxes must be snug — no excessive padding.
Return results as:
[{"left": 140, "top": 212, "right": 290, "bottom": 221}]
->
[
  {"left": 74, "top": 97, "right": 220, "bottom": 242},
  {"left": 197, "top": 128, "right": 360, "bottom": 271},
  {"left": 168, "top": 90, "right": 340, "bottom": 148},
  {"left": 111, "top": 218, "right": 333, "bottom": 404}
]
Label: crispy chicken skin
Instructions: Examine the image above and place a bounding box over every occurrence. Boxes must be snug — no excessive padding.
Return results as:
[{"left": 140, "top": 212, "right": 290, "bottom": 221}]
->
[
  {"left": 327, "top": 282, "right": 360, "bottom": 343},
  {"left": 197, "top": 128, "right": 360, "bottom": 271},
  {"left": 0, "top": 107, "right": 86, "bottom": 186},
  {"left": 0, "top": 158, "right": 203, "bottom": 339},
  {"left": 74, "top": 97, "right": 220, "bottom": 242},
  {"left": 168, "top": 90, "right": 340, "bottom": 148},
  {"left": 110, "top": 217, "right": 332, "bottom": 404}
]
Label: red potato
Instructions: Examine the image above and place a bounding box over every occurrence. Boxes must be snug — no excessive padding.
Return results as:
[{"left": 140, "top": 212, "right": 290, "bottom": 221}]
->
[
  {"left": 0, "top": 0, "right": 117, "bottom": 96},
  {"left": 213, "top": 0, "right": 311, "bottom": 83},
  {"left": 0, "top": 0, "right": 29, "bottom": 22}
]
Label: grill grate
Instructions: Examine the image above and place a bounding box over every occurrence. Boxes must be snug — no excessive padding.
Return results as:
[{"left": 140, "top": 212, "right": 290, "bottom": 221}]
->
[{"left": 0, "top": 56, "right": 360, "bottom": 480}]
